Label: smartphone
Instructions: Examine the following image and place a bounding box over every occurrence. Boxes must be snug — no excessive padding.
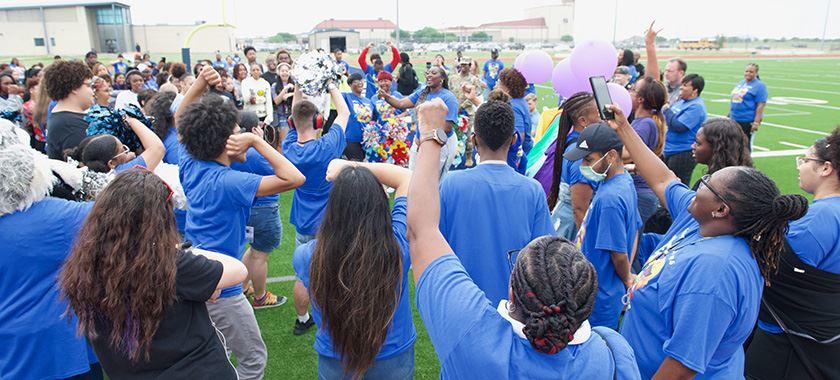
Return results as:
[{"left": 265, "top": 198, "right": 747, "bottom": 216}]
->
[
  {"left": 426, "top": 62, "right": 432, "bottom": 70},
  {"left": 589, "top": 75, "right": 614, "bottom": 120}
]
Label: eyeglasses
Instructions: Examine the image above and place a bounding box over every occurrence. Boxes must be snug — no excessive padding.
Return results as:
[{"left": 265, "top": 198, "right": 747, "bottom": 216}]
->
[
  {"left": 795, "top": 156, "right": 826, "bottom": 168},
  {"left": 698, "top": 174, "right": 731, "bottom": 210},
  {"left": 88, "top": 77, "right": 99, "bottom": 89},
  {"left": 132, "top": 164, "right": 174, "bottom": 202},
  {"left": 110, "top": 144, "right": 130, "bottom": 161},
  {"left": 507, "top": 249, "right": 521, "bottom": 271}
]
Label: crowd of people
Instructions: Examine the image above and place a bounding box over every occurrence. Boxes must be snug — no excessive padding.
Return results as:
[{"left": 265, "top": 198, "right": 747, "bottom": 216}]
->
[{"left": 1, "top": 18, "right": 837, "bottom": 380}]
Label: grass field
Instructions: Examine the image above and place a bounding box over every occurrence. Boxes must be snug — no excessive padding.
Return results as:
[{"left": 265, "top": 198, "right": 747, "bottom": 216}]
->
[{"left": 5, "top": 51, "right": 839, "bottom": 378}]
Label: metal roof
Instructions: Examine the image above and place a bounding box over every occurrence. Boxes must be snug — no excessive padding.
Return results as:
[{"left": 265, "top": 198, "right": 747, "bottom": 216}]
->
[{"left": 0, "top": 1, "right": 129, "bottom": 10}]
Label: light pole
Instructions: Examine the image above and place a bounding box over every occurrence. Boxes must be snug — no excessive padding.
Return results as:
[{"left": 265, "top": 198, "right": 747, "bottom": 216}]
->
[
  {"left": 821, "top": 0, "right": 832, "bottom": 51},
  {"left": 395, "top": 0, "right": 400, "bottom": 48}
]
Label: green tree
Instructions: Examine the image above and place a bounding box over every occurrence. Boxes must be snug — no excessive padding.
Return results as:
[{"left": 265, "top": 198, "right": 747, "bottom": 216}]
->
[
  {"left": 267, "top": 32, "right": 297, "bottom": 43},
  {"left": 560, "top": 34, "right": 573, "bottom": 42},
  {"left": 471, "top": 31, "right": 491, "bottom": 42},
  {"left": 390, "top": 29, "right": 411, "bottom": 40},
  {"left": 413, "top": 27, "right": 443, "bottom": 42}
]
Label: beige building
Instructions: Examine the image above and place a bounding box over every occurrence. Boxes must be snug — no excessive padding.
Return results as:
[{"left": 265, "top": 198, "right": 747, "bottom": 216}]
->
[
  {"left": 309, "top": 18, "right": 396, "bottom": 52},
  {"left": 525, "top": 1, "right": 575, "bottom": 41},
  {"left": 0, "top": 1, "right": 132, "bottom": 56},
  {"left": 133, "top": 24, "right": 236, "bottom": 53},
  {"left": 444, "top": 1, "right": 575, "bottom": 43}
]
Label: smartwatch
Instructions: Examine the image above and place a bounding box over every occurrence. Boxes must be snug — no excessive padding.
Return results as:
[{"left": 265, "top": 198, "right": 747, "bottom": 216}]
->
[{"left": 419, "top": 128, "right": 447, "bottom": 147}]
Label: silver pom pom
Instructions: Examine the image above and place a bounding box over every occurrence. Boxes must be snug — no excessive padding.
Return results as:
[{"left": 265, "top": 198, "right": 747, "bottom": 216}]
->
[{"left": 291, "top": 51, "right": 343, "bottom": 96}]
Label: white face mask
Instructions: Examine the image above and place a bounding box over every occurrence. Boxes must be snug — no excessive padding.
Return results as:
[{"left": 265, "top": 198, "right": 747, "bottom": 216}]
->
[{"left": 580, "top": 153, "right": 612, "bottom": 182}]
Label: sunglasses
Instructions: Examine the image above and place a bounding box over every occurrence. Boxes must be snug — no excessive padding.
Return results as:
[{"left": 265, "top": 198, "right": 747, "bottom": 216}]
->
[
  {"left": 132, "top": 164, "right": 174, "bottom": 202},
  {"left": 698, "top": 174, "right": 731, "bottom": 210}
]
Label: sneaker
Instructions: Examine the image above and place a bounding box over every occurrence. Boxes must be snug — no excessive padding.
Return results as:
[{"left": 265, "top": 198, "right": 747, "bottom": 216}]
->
[
  {"left": 294, "top": 316, "right": 315, "bottom": 336},
  {"left": 243, "top": 284, "right": 255, "bottom": 298},
  {"left": 252, "top": 292, "right": 286, "bottom": 309}
]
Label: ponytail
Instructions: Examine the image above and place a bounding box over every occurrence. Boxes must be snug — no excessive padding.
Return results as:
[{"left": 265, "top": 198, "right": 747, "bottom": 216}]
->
[{"left": 547, "top": 93, "right": 594, "bottom": 210}]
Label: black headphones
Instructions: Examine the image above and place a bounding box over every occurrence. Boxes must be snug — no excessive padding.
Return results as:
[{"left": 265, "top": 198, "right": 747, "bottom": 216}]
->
[{"left": 287, "top": 113, "right": 324, "bottom": 130}]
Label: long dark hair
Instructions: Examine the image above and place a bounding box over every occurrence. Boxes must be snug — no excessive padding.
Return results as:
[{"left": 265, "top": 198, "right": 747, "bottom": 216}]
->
[
  {"left": 721, "top": 168, "right": 808, "bottom": 284},
  {"left": 634, "top": 77, "right": 667, "bottom": 155},
  {"left": 68, "top": 134, "right": 119, "bottom": 173},
  {"left": 309, "top": 166, "right": 403, "bottom": 378},
  {"left": 148, "top": 91, "right": 176, "bottom": 140},
  {"left": 416, "top": 66, "right": 449, "bottom": 105},
  {"left": 702, "top": 118, "right": 753, "bottom": 175},
  {"left": 620, "top": 49, "right": 634, "bottom": 67},
  {"left": 61, "top": 168, "right": 180, "bottom": 362},
  {"left": 547, "top": 92, "right": 595, "bottom": 210},
  {"left": 510, "top": 236, "right": 597, "bottom": 354}
]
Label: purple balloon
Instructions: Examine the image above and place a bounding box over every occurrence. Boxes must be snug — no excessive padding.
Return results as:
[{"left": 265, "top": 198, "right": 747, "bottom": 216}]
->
[
  {"left": 607, "top": 82, "right": 632, "bottom": 115},
  {"left": 552, "top": 58, "right": 591, "bottom": 98},
  {"left": 514, "top": 50, "right": 553, "bottom": 84},
  {"left": 569, "top": 40, "right": 618, "bottom": 81}
]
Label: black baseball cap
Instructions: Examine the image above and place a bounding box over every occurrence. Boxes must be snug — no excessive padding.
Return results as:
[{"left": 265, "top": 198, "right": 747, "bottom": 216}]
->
[{"left": 563, "top": 122, "right": 623, "bottom": 161}]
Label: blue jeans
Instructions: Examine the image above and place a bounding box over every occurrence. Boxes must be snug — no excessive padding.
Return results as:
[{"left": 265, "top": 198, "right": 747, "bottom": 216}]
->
[
  {"left": 295, "top": 232, "right": 315, "bottom": 248},
  {"left": 552, "top": 183, "right": 578, "bottom": 241},
  {"left": 246, "top": 203, "right": 282, "bottom": 252},
  {"left": 317, "top": 346, "right": 414, "bottom": 380},
  {"left": 636, "top": 191, "right": 660, "bottom": 225}
]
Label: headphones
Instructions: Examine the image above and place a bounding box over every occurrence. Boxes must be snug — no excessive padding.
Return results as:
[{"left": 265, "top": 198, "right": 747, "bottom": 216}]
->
[{"left": 287, "top": 113, "right": 324, "bottom": 130}]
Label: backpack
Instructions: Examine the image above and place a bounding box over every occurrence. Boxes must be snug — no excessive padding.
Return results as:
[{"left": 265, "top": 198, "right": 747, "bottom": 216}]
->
[{"left": 397, "top": 63, "right": 419, "bottom": 96}]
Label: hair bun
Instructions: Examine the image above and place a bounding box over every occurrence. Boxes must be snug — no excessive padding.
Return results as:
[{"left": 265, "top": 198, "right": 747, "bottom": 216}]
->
[{"left": 772, "top": 194, "right": 809, "bottom": 221}]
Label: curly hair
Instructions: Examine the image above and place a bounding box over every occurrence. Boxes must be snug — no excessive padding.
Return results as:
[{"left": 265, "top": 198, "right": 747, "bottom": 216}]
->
[
  {"left": 811, "top": 126, "right": 840, "bottom": 181},
  {"left": 61, "top": 168, "right": 180, "bottom": 362},
  {"left": 43, "top": 60, "right": 91, "bottom": 101},
  {"left": 702, "top": 118, "right": 753, "bottom": 175},
  {"left": 147, "top": 91, "right": 177, "bottom": 139},
  {"left": 510, "top": 236, "right": 597, "bottom": 355},
  {"left": 169, "top": 62, "right": 187, "bottom": 81},
  {"left": 498, "top": 68, "right": 528, "bottom": 99},
  {"left": 177, "top": 95, "right": 238, "bottom": 161},
  {"left": 475, "top": 100, "right": 514, "bottom": 151}
]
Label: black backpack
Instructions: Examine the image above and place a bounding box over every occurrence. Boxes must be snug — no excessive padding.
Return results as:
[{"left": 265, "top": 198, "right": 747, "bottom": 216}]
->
[{"left": 397, "top": 63, "right": 419, "bottom": 96}]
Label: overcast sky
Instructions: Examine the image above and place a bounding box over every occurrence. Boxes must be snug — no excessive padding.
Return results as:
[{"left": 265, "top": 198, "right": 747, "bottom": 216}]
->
[{"left": 4, "top": 0, "right": 838, "bottom": 40}]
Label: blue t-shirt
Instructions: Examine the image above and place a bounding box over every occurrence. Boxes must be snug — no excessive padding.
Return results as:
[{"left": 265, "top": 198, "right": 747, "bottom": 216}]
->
[
  {"left": 162, "top": 127, "right": 182, "bottom": 165},
  {"left": 630, "top": 117, "right": 659, "bottom": 193},
  {"left": 575, "top": 172, "right": 641, "bottom": 329},
  {"left": 370, "top": 90, "right": 404, "bottom": 122},
  {"left": 416, "top": 255, "right": 641, "bottom": 380},
  {"left": 408, "top": 87, "right": 460, "bottom": 125},
  {"left": 113, "top": 155, "right": 147, "bottom": 173},
  {"left": 282, "top": 124, "right": 346, "bottom": 235},
  {"left": 620, "top": 181, "right": 763, "bottom": 379},
  {"left": 180, "top": 152, "right": 261, "bottom": 298},
  {"left": 440, "top": 163, "right": 554, "bottom": 304},
  {"left": 759, "top": 196, "right": 840, "bottom": 333},
  {"left": 482, "top": 59, "right": 504, "bottom": 90},
  {"left": 293, "top": 197, "right": 416, "bottom": 360},
  {"left": 663, "top": 97, "right": 706, "bottom": 156},
  {"left": 561, "top": 131, "right": 598, "bottom": 189},
  {"left": 729, "top": 79, "right": 768, "bottom": 122},
  {"left": 364, "top": 62, "right": 395, "bottom": 99},
  {"left": 511, "top": 97, "right": 533, "bottom": 154},
  {"left": 112, "top": 61, "right": 128, "bottom": 75},
  {"left": 342, "top": 92, "right": 378, "bottom": 143},
  {"left": 0, "top": 199, "right": 95, "bottom": 380},
  {"left": 230, "top": 148, "right": 280, "bottom": 206}
]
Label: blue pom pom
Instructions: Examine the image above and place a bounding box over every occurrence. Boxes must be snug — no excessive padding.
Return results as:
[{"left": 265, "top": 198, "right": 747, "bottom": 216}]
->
[{"left": 84, "top": 105, "right": 154, "bottom": 150}]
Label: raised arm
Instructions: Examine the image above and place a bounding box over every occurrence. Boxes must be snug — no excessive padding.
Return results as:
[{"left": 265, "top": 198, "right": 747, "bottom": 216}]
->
[
  {"left": 358, "top": 44, "right": 372, "bottom": 71},
  {"left": 175, "top": 65, "right": 221, "bottom": 123},
  {"left": 326, "top": 159, "right": 411, "bottom": 197},
  {"left": 407, "top": 98, "right": 452, "bottom": 283},
  {"left": 606, "top": 104, "right": 677, "bottom": 207},
  {"left": 125, "top": 115, "right": 164, "bottom": 171},
  {"left": 387, "top": 42, "right": 400, "bottom": 71},
  {"left": 329, "top": 83, "right": 349, "bottom": 129},
  {"left": 644, "top": 21, "right": 662, "bottom": 80},
  {"left": 226, "top": 133, "right": 305, "bottom": 196}
]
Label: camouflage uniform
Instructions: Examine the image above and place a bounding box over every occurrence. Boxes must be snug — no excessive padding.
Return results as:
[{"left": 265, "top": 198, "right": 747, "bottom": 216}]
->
[{"left": 448, "top": 58, "right": 486, "bottom": 167}]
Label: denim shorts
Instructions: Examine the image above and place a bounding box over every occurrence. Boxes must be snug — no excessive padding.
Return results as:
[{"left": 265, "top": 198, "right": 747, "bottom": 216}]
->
[
  {"left": 247, "top": 203, "right": 282, "bottom": 252},
  {"left": 317, "top": 345, "right": 414, "bottom": 380}
]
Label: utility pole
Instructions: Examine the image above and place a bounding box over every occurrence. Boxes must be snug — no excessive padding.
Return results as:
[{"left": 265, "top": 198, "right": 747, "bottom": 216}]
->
[
  {"left": 821, "top": 0, "right": 832, "bottom": 51},
  {"left": 395, "top": 0, "right": 400, "bottom": 48}
]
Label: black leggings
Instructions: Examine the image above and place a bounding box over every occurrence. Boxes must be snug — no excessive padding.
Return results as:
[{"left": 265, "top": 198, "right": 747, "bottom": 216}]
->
[
  {"left": 664, "top": 151, "right": 696, "bottom": 186},
  {"left": 745, "top": 327, "right": 840, "bottom": 380},
  {"left": 736, "top": 120, "right": 754, "bottom": 146},
  {"left": 343, "top": 142, "right": 364, "bottom": 162}
]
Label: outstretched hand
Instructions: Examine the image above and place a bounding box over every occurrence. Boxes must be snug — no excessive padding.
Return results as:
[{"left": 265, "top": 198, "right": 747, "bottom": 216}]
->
[
  {"left": 645, "top": 20, "right": 663, "bottom": 47},
  {"left": 416, "top": 98, "right": 449, "bottom": 135}
]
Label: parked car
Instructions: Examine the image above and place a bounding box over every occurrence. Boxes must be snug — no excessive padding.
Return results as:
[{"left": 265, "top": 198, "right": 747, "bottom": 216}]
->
[
  {"left": 755, "top": 45, "right": 771, "bottom": 50},
  {"left": 792, "top": 43, "right": 808, "bottom": 48}
]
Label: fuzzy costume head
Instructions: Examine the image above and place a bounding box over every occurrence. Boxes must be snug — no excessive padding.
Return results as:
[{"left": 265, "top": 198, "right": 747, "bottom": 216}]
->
[{"left": 0, "top": 119, "right": 56, "bottom": 216}]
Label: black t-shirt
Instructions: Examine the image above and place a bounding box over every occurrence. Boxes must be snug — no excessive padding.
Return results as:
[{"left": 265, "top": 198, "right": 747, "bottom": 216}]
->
[
  {"left": 92, "top": 250, "right": 237, "bottom": 379},
  {"left": 262, "top": 71, "right": 278, "bottom": 86},
  {"left": 46, "top": 111, "right": 88, "bottom": 160}
]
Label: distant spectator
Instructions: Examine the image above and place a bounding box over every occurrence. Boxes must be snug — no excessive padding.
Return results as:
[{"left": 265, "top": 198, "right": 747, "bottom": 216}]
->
[
  {"left": 112, "top": 53, "right": 129, "bottom": 75},
  {"left": 728, "top": 63, "right": 767, "bottom": 144}
]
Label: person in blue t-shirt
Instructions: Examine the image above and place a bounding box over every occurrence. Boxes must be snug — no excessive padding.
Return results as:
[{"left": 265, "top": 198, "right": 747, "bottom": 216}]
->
[
  {"left": 482, "top": 49, "right": 504, "bottom": 96},
  {"left": 380, "top": 66, "right": 460, "bottom": 175},
  {"left": 175, "top": 66, "right": 305, "bottom": 380},
  {"left": 606, "top": 104, "right": 807, "bottom": 379},
  {"left": 496, "top": 68, "right": 533, "bottom": 174},
  {"left": 359, "top": 41, "right": 400, "bottom": 99},
  {"left": 283, "top": 82, "right": 350, "bottom": 336},
  {"left": 728, "top": 63, "right": 767, "bottom": 144},
  {"left": 627, "top": 77, "right": 667, "bottom": 224},
  {"left": 371, "top": 71, "right": 403, "bottom": 123},
  {"left": 440, "top": 100, "right": 554, "bottom": 305},
  {"left": 293, "top": 160, "right": 415, "bottom": 379},
  {"left": 333, "top": 48, "right": 350, "bottom": 75},
  {"left": 746, "top": 129, "right": 840, "bottom": 379},
  {"left": 112, "top": 54, "right": 129, "bottom": 75},
  {"left": 147, "top": 91, "right": 182, "bottom": 165},
  {"left": 0, "top": 119, "right": 102, "bottom": 380},
  {"left": 406, "top": 99, "right": 641, "bottom": 380},
  {"left": 545, "top": 92, "right": 602, "bottom": 241},
  {"left": 564, "top": 123, "right": 642, "bottom": 329},
  {"left": 342, "top": 73, "right": 379, "bottom": 161},
  {"left": 663, "top": 73, "right": 707, "bottom": 186}
]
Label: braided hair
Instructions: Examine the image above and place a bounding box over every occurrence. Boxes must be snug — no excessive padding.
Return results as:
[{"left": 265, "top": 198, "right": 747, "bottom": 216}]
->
[
  {"left": 547, "top": 92, "right": 595, "bottom": 210},
  {"left": 510, "top": 236, "right": 597, "bottom": 354},
  {"left": 721, "top": 168, "right": 808, "bottom": 284}
]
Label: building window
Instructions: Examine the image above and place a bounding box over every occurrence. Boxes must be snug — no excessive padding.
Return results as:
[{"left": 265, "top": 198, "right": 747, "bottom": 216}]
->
[
  {"left": 34, "top": 38, "right": 45, "bottom": 46},
  {"left": 563, "top": 18, "right": 569, "bottom": 23},
  {"left": 50, "top": 37, "right": 56, "bottom": 46},
  {"left": 96, "top": 7, "right": 124, "bottom": 25}
]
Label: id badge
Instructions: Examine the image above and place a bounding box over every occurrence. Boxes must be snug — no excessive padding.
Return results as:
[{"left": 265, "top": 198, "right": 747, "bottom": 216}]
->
[{"left": 245, "top": 226, "right": 255, "bottom": 244}]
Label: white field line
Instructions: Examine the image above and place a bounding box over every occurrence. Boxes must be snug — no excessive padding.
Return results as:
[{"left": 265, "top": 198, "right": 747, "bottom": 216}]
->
[
  {"left": 705, "top": 80, "right": 840, "bottom": 96},
  {"left": 703, "top": 91, "right": 840, "bottom": 111},
  {"left": 266, "top": 275, "right": 297, "bottom": 283},
  {"left": 779, "top": 141, "right": 809, "bottom": 149},
  {"left": 707, "top": 113, "right": 827, "bottom": 136},
  {"left": 752, "top": 149, "right": 807, "bottom": 158},
  {"left": 752, "top": 145, "right": 770, "bottom": 151},
  {"left": 690, "top": 69, "right": 840, "bottom": 86}
]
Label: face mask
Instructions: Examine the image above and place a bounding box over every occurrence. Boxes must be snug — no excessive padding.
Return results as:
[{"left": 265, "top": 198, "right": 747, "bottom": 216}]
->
[{"left": 580, "top": 154, "right": 612, "bottom": 182}]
